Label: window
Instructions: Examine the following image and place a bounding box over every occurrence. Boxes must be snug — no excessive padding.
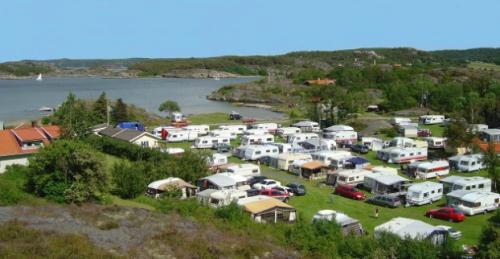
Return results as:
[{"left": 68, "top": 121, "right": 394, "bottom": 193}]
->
[
  {"left": 410, "top": 153, "right": 414, "bottom": 156},
  {"left": 471, "top": 162, "right": 476, "bottom": 166},
  {"left": 348, "top": 177, "right": 354, "bottom": 181},
  {"left": 471, "top": 185, "right": 477, "bottom": 189},
  {"left": 479, "top": 184, "right": 485, "bottom": 188},
  {"left": 252, "top": 169, "right": 258, "bottom": 173},
  {"left": 417, "top": 152, "right": 422, "bottom": 155},
  {"left": 424, "top": 192, "right": 429, "bottom": 198},
  {"left": 255, "top": 151, "right": 261, "bottom": 155},
  {"left": 466, "top": 186, "right": 471, "bottom": 190},
  {"left": 438, "top": 189, "right": 442, "bottom": 193},
  {"left": 266, "top": 150, "right": 270, "bottom": 153},
  {"left": 431, "top": 190, "right": 435, "bottom": 194}
]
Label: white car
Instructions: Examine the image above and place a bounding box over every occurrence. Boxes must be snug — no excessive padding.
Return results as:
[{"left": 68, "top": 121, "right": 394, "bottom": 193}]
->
[
  {"left": 252, "top": 179, "right": 281, "bottom": 190},
  {"left": 436, "top": 225, "right": 462, "bottom": 240}
]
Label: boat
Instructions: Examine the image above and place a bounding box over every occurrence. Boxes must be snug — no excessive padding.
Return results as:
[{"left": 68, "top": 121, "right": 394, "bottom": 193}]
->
[
  {"left": 39, "top": 106, "right": 54, "bottom": 112},
  {"left": 36, "top": 73, "right": 43, "bottom": 81},
  {"left": 214, "top": 76, "right": 220, "bottom": 81}
]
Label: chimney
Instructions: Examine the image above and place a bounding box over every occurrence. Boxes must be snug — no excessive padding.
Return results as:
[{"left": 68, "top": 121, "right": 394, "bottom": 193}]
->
[{"left": 31, "top": 120, "right": 38, "bottom": 128}]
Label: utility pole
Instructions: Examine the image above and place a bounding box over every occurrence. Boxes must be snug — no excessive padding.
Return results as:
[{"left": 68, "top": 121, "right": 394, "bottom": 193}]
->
[{"left": 106, "top": 100, "right": 111, "bottom": 126}]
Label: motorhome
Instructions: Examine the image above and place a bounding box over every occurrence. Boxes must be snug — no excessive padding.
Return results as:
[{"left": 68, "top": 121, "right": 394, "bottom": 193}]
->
[
  {"left": 240, "top": 134, "right": 275, "bottom": 146},
  {"left": 268, "top": 143, "right": 293, "bottom": 154},
  {"left": 287, "top": 133, "right": 319, "bottom": 143},
  {"left": 243, "top": 145, "right": 279, "bottom": 161},
  {"left": 291, "top": 121, "right": 320, "bottom": 132},
  {"left": 322, "top": 130, "right": 358, "bottom": 144},
  {"left": 362, "top": 137, "right": 384, "bottom": 151},
  {"left": 425, "top": 137, "right": 447, "bottom": 149},
  {"left": 335, "top": 169, "right": 372, "bottom": 186},
  {"left": 224, "top": 163, "right": 261, "bottom": 179},
  {"left": 183, "top": 125, "right": 210, "bottom": 135},
  {"left": 197, "top": 189, "right": 248, "bottom": 208},
  {"left": 419, "top": 115, "right": 445, "bottom": 125},
  {"left": 251, "top": 123, "right": 279, "bottom": 132},
  {"left": 276, "top": 127, "right": 301, "bottom": 137},
  {"left": 390, "top": 117, "right": 412, "bottom": 126},
  {"left": 311, "top": 150, "right": 352, "bottom": 168},
  {"left": 406, "top": 182, "right": 443, "bottom": 206},
  {"left": 407, "top": 160, "right": 450, "bottom": 179},
  {"left": 243, "top": 128, "right": 268, "bottom": 136},
  {"left": 192, "top": 136, "right": 230, "bottom": 149},
  {"left": 218, "top": 124, "right": 247, "bottom": 135},
  {"left": 446, "top": 190, "right": 500, "bottom": 215},
  {"left": 273, "top": 153, "right": 312, "bottom": 171},
  {"left": 209, "top": 129, "right": 238, "bottom": 140},
  {"left": 377, "top": 147, "right": 427, "bottom": 164},
  {"left": 448, "top": 154, "right": 485, "bottom": 172},
  {"left": 440, "top": 176, "right": 491, "bottom": 194}
]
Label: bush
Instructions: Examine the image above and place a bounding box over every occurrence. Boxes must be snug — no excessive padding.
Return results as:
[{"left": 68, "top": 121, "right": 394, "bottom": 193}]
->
[
  {"left": 111, "top": 162, "right": 147, "bottom": 199},
  {"left": 378, "top": 127, "right": 399, "bottom": 138},
  {"left": 0, "top": 165, "right": 33, "bottom": 205}
]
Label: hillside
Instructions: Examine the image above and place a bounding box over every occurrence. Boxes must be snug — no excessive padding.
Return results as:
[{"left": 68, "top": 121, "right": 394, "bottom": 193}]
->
[{"left": 431, "top": 47, "right": 500, "bottom": 65}]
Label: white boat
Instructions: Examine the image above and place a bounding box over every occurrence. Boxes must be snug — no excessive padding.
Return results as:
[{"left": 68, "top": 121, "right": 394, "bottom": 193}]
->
[
  {"left": 36, "top": 73, "right": 43, "bottom": 81},
  {"left": 39, "top": 106, "right": 53, "bottom": 112},
  {"left": 214, "top": 76, "right": 220, "bottom": 81}
]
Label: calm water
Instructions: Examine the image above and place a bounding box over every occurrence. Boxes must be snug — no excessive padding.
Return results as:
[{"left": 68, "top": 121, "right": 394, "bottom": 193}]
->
[{"left": 0, "top": 77, "right": 283, "bottom": 123}]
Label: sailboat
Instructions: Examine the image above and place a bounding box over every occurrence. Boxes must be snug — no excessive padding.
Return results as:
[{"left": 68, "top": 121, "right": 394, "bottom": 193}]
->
[
  {"left": 214, "top": 76, "right": 220, "bottom": 81},
  {"left": 36, "top": 73, "right": 43, "bottom": 81}
]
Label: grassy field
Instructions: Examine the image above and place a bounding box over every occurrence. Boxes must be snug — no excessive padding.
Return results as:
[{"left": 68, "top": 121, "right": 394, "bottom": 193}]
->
[
  {"left": 420, "top": 124, "right": 445, "bottom": 137},
  {"left": 468, "top": 61, "right": 500, "bottom": 72}
]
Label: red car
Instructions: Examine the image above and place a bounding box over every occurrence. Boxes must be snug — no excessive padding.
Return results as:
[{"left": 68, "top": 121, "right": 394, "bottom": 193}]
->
[
  {"left": 258, "top": 189, "right": 290, "bottom": 202},
  {"left": 417, "top": 129, "right": 432, "bottom": 137},
  {"left": 334, "top": 185, "right": 365, "bottom": 200},
  {"left": 426, "top": 207, "right": 465, "bottom": 222}
]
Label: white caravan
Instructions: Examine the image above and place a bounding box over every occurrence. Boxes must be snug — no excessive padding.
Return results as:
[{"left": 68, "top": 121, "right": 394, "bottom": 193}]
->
[
  {"left": 207, "top": 153, "right": 228, "bottom": 168},
  {"left": 362, "top": 137, "right": 385, "bottom": 151},
  {"left": 277, "top": 127, "right": 301, "bottom": 137},
  {"left": 287, "top": 133, "right": 319, "bottom": 144},
  {"left": 192, "top": 136, "right": 230, "bottom": 149},
  {"left": 322, "top": 130, "right": 358, "bottom": 144},
  {"left": 323, "top": 124, "right": 354, "bottom": 132},
  {"left": 469, "top": 124, "right": 488, "bottom": 134},
  {"left": 406, "top": 182, "right": 443, "bottom": 206},
  {"left": 240, "top": 134, "right": 275, "bottom": 146},
  {"left": 251, "top": 123, "right": 279, "bottom": 132},
  {"left": 268, "top": 143, "right": 293, "bottom": 154},
  {"left": 274, "top": 153, "right": 312, "bottom": 171},
  {"left": 183, "top": 125, "right": 210, "bottom": 135},
  {"left": 151, "top": 126, "right": 176, "bottom": 137},
  {"left": 440, "top": 176, "right": 491, "bottom": 194},
  {"left": 311, "top": 150, "right": 352, "bottom": 168},
  {"left": 374, "top": 217, "right": 448, "bottom": 245},
  {"left": 448, "top": 154, "right": 485, "bottom": 172},
  {"left": 389, "top": 137, "right": 415, "bottom": 148},
  {"left": 425, "top": 137, "right": 447, "bottom": 149},
  {"left": 335, "top": 169, "right": 372, "bottom": 186},
  {"left": 296, "top": 138, "right": 337, "bottom": 153},
  {"left": 291, "top": 120, "right": 320, "bottom": 132},
  {"left": 419, "top": 115, "right": 445, "bottom": 125},
  {"left": 197, "top": 189, "right": 248, "bottom": 208},
  {"left": 209, "top": 129, "right": 238, "bottom": 140},
  {"left": 166, "top": 129, "right": 199, "bottom": 142},
  {"left": 377, "top": 147, "right": 427, "bottom": 164},
  {"left": 408, "top": 160, "right": 450, "bottom": 179},
  {"left": 390, "top": 117, "right": 412, "bottom": 125},
  {"left": 218, "top": 124, "right": 247, "bottom": 135},
  {"left": 243, "top": 128, "right": 268, "bottom": 136},
  {"left": 224, "top": 163, "right": 261, "bottom": 179},
  {"left": 446, "top": 190, "right": 500, "bottom": 215},
  {"left": 243, "top": 145, "right": 279, "bottom": 161},
  {"left": 399, "top": 125, "right": 418, "bottom": 138}
]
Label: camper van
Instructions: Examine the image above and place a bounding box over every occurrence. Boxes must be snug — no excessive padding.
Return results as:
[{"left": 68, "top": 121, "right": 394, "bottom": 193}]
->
[
  {"left": 209, "top": 129, "right": 238, "bottom": 140},
  {"left": 243, "top": 145, "right": 279, "bottom": 161},
  {"left": 390, "top": 117, "right": 412, "bottom": 126},
  {"left": 335, "top": 169, "right": 371, "bottom": 186},
  {"left": 274, "top": 153, "right": 312, "bottom": 171},
  {"left": 291, "top": 121, "right": 320, "bottom": 132},
  {"left": 192, "top": 136, "right": 230, "bottom": 149},
  {"left": 287, "top": 133, "right": 319, "bottom": 144},
  {"left": 243, "top": 128, "right": 268, "bottom": 136},
  {"left": 448, "top": 154, "right": 485, "bottom": 172},
  {"left": 218, "top": 124, "right": 247, "bottom": 135},
  {"left": 446, "top": 190, "right": 500, "bottom": 215},
  {"left": 240, "top": 134, "right": 275, "bottom": 146},
  {"left": 425, "top": 137, "right": 446, "bottom": 149},
  {"left": 440, "top": 176, "right": 491, "bottom": 194},
  {"left": 224, "top": 163, "right": 261, "bottom": 179},
  {"left": 311, "top": 150, "right": 352, "bottom": 168},
  {"left": 406, "top": 182, "right": 443, "bottom": 206},
  {"left": 183, "top": 125, "right": 210, "bottom": 135},
  {"left": 277, "top": 127, "right": 301, "bottom": 137},
  {"left": 408, "top": 160, "right": 450, "bottom": 179},
  {"left": 322, "top": 130, "right": 358, "bottom": 144},
  {"left": 419, "top": 115, "right": 445, "bottom": 125},
  {"left": 377, "top": 147, "right": 427, "bottom": 164},
  {"left": 251, "top": 123, "right": 279, "bottom": 132},
  {"left": 362, "top": 137, "right": 385, "bottom": 151}
]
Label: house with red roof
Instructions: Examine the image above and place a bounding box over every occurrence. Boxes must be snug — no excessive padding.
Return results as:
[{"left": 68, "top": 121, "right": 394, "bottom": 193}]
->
[{"left": 0, "top": 126, "right": 61, "bottom": 173}]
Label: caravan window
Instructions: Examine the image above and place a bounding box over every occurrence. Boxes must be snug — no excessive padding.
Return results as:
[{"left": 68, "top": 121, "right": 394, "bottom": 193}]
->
[
  {"left": 410, "top": 153, "right": 414, "bottom": 156},
  {"left": 266, "top": 149, "right": 270, "bottom": 153},
  {"left": 431, "top": 190, "right": 435, "bottom": 194},
  {"left": 463, "top": 201, "right": 480, "bottom": 208},
  {"left": 252, "top": 169, "right": 258, "bottom": 173},
  {"left": 471, "top": 185, "right": 477, "bottom": 189},
  {"left": 255, "top": 151, "right": 262, "bottom": 155},
  {"left": 466, "top": 186, "right": 471, "bottom": 190},
  {"left": 212, "top": 140, "right": 218, "bottom": 144},
  {"left": 438, "top": 189, "right": 442, "bottom": 193},
  {"left": 460, "top": 161, "right": 468, "bottom": 166},
  {"left": 417, "top": 152, "right": 422, "bottom": 155},
  {"left": 223, "top": 139, "right": 229, "bottom": 143},
  {"left": 423, "top": 192, "right": 429, "bottom": 198},
  {"left": 471, "top": 162, "right": 476, "bottom": 166},
  {"left": 267, "top": 138, "right": 272, "bottom": 141},
  {"left": 203, "top": 140, "right": 208, "bottom": 144},
  {"left": 479, "top": 184, "right": 485, "bottom": 188},
  {"left": 348, "top": 177, "right": 354, "bottom": 181}
]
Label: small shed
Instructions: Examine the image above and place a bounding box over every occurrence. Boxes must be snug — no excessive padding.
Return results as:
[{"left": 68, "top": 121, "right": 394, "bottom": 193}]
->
[
  {"left": 301, "top": 160, "right": 326, "bottom": 180},
  {"left": 241, "top": 198, "right": 296, "bottom": 224}
]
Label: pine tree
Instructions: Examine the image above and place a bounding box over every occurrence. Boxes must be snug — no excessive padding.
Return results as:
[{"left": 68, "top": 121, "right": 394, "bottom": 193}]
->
[
  {"left": 112, "top": 98, "right": 128, "bottom": 123},
  {"left": 92, "top": 91, "right": 108, "bottom": 124}
]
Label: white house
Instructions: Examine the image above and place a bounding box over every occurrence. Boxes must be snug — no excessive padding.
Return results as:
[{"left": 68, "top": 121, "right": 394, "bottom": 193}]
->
[{"left": 99, "top": 127, "right": 159, "bottom": 148}]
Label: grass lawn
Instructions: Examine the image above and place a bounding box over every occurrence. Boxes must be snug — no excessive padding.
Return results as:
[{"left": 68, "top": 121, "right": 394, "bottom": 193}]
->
[
  {"left": 111, "top": 196, "right": 156, "bottom": 211},
  {"left": 419, "top": 124, "right": 445, "bottom": 137},
  {"left": 188, "top": 113, "right": 233, "bottom": 125}
]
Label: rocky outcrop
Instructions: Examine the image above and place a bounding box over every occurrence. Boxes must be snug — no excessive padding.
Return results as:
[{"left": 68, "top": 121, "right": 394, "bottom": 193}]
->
[{"left": 162, "top": 69, "right": 240, "bottom": 79}]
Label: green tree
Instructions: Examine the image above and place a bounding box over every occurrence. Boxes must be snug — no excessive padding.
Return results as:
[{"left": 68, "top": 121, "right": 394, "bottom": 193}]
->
[
  {"left": 112, "top": 98, "right": 128, "bottom": 123},
  {"left": 111, "top": 162, "right": 146, "bottom": 199},
  {"left": 52, "top": 93, "right": 93, "bottom": 139},
  {"left": 92, "top": 92, "right": 108, "bottom": 124},
  {"left": 482, "top": 141, "right": 500, "bottom": 192},
  {"left": 159, "top": 100, "right": 181, "bottom": 117},
  {"left": 443, "top": 118, "right": 475, "bottom": 151},
  {"left": 25, "top": 140, "right": 109, "bottom": 203},
  {"left": 476, "top": 210, "right": 500, "bottom": 258}
]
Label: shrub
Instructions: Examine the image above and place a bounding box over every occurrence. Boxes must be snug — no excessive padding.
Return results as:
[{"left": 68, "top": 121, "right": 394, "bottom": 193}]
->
[{"left": 111, "top": 162, "right": 147, "bottom": 199}]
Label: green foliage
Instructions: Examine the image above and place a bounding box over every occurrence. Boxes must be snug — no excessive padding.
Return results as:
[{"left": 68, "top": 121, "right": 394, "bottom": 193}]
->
[
  {"left": 482, "top": 141, "right": 500, "bottom": 192},
  {"left": 158, "top": 100, "right": 181, "bottom": 116},
  {"left": 50, "top": 93, "right": 93, "bottom": 139},
  {"left": 444, "top": 118, "right": 474, "bottom": 150},
  {"left": 26, "top": 140, "right": 109, "bottom": 203},
  {"left": 476, "top": 210, "right": 500, "bottom": 258},
  {"left": 378, "top": 127, "right": 399, "bottom": 138},
  {"left": 0, "top": 62, "right": 52, "bottom": 76},
  {"left": 111, "top": 162, "right": 147, "bottom": 199},
  {"left": 92, "top": 91, "right": 108, "bottom": 124},
  {"left": 111, "top": 98, "right": 128, "bottom": 123}
]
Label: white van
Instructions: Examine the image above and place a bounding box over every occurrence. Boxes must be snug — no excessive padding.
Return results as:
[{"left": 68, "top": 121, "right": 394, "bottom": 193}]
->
[
  {"left": 335, "top": 169, "right": 371, "bottom": 186},
  {"left": 183, "top": 125, "right": 210, "bottom": 135},
  {"left": 224, "top": 163, "right": 261, "bottom": 179},
  {"left": 243, "top": 145, "right": 279, "bottom": 161},
  {"left": 240, "top": 134, "right": 275, "bottom": 146},
  {"left": 419, "top": 115, "right": 445, "bottom": 125},
  {"left": 219, "top": 124, "right": 247, "bottom": 135},
  {"left": 311, "top": 150, "right": 352, "bottom": 167},
  {"left": 192, "top": 136, "right": 230, "bottom": 149},
  {"left": 287, "top": 133, "right": 319, "bottom": 144},
  {"left": 209, "top": 129, "right": 238, "bottom": 140},
  {"left": 440, "top": 176, "right": 491, "bottom": 194},
  {"left": 448, "top": 154, "right": 485, "bottom": 172},
  {"left": 406, "top": 182, "right": 443, "bottom": 206},
  {"left": 277, "top": 127, "right": 301, "bottom": 137},
  {"left": 447, "top": 190, "right": 500, "bottom": 216},
  {"left": 408, "top": 160, "right": 450, "bottom": 179}
]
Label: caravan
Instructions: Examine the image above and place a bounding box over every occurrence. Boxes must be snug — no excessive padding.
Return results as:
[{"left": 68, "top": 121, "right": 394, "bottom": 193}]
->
[
  {"left": 224, "top": 164, "right": 261, "bottom": 179},
  {"left": 408, "top": 160, "right": 450, "bottom": 179},
  {"left": 389, "top": 137, "right": 415, "bottom": 148},
  {"left": 446, "top": 190, "right": 500, "bottom": 215},
  {"left": 240, "top": 134, "right": 275, "bottom": 146},
  {"left": 273, "top": 153, "right": 312, "bottom": 171},
  {"left": 322, "top": 130, "right": 358, "bottom": 144},
  {"left": 362, "top": 137, "right": 385, "bottom": 151},
  {"left": 291, "top": 121, "right": 320, "bottom": 132},
  {"left": 440, "top": 176, "right": 491, "bottom": 194},
  {"left": 243, "top": 145, "right": 279, "bottom": 161},
  {"left": 390, "top": 117, "right": 412, "bottom": 126},
  {"left": 448, "top": 154, "right": 485, "bottom": 172},
  {"left": 209, "top": 129, "right": 238, "bottom": 140},
  {"left": 268, "top": 143, "right": 293, "bottom": 154},
  {"left": 251, "top": 123, "right": 279, "bottom": 132},
  {"left": 311, "top": 150, "right": 352, "bottom": 168},
  {"left": 419, "top": 115, "right": 445, "bottom": 125},
  {"left": 197, "top": 189, "right": 248, "bottom": 208},
  {"left": 277, "top": 127, "right": 301, "bottom": 137},
  {"left": 192, "top": 136, "right": 230, "bottom": 149},
  {"left": 335, "top": 169, "right": 372, "bottom": 186},
  {"left": 377, "top": 147, "right": 427, "bottom": 164},
  {"left": 218, "top": 124, "right": 247, "bottom": 135},
  {"left": 166, "top": 129, "right": 199, "bottom": 142},
  {"left": 425, "top": 137, "right": 447, "bottom": 149},
  {"left": 287, "top": 133, "right": 319, "bottom": 144},
  {"left": 243, "top": 128, "right": 268, "bottom": 136},
  {"left": 183, "top": 125, "right": 210, "bottom": 135},
  {"left": 406, "top": 182, "right": 443, "bottom": 206},
  {"left": 207, "top": 153, "right": 229, "bottom": 168}
]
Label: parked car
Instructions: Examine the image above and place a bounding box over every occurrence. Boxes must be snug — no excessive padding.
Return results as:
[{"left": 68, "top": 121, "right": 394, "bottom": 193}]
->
[
  {"left": 436, "top": 225, "right": 462, "bottom": 240},
  {"left": 229, "top": 111, "right": 242, "bottom": 120},
  {"left": 258, "top": 189, "right": 290, "bottom": 202},
  {"left": 246, "top": 188, "right": 261, "bottom": 197},
  {"left": 253, "top": 179, "right": 281, "bottom": 190},
  {"left": 272, "top": 186, "right": 293, "bottom": 196},
  {"left": 426, "top": 207, "right": 465, "bottom": 222},
  {"left": 249, "top": 176, "right": 268, "bottom": 186},
  {"left": 350, "top": 144, "right": 370, "bottom": 154},
  {"left": 286, "top": 183, "right": 307, "bottom": 196},
  {"left": 334, "top": 185, "right": 365, "bottom": 200},
  {"left": 367, "top": 194, "right": 402, "bottom": 208},
  {"left": 214, "top": 143, "right": 232, "bottom": 153},
  {"left": 417, "top": 129, "right": 432, "bottom": 137}
]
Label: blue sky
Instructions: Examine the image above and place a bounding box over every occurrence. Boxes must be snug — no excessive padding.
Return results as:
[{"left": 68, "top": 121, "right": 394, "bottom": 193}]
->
[{"left": 1, "top": 0, "right": 499, "bottom": 61}]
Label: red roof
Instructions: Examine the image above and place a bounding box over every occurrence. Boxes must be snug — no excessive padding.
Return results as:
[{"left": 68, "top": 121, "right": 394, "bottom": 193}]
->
[
  {"left": 10, "top": 128, "right": 47, "bottom": 142},
  {"left": 475, "top": 138, "right": 500, "bottom": 153},
  {"left": 40, "top": 126, "right": 61, "bottom": 139},
  {"left": 0, "top": 126, "right": 61, "bottom": 157}
]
